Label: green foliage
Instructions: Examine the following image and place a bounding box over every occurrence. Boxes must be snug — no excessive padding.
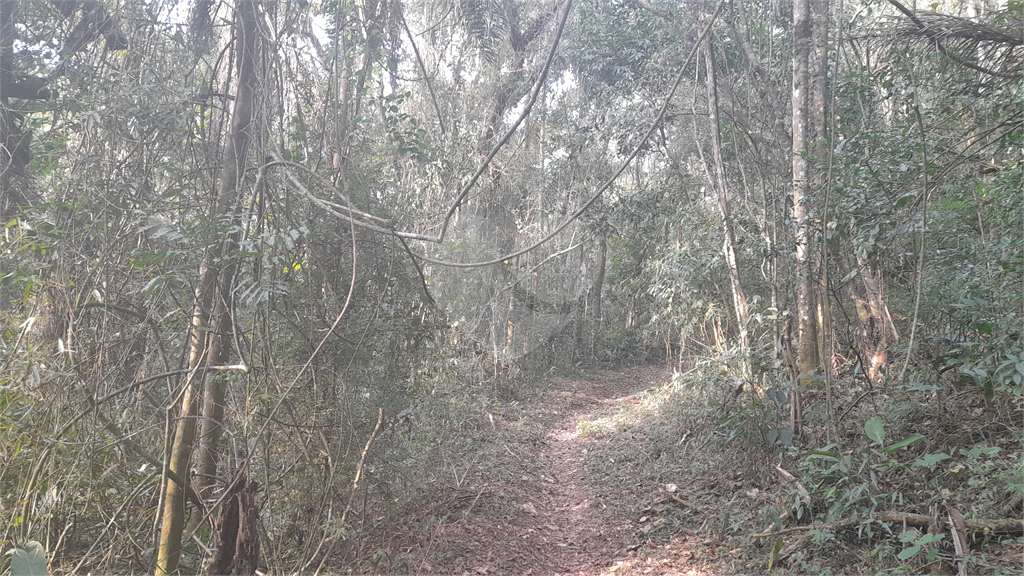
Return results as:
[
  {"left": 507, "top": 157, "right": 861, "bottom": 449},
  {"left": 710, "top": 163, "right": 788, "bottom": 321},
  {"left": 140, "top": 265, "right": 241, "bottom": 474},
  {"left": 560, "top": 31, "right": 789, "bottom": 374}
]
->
[
  {"left": 8, "top": 541, "right": 48, "bottom": 576},
  {"left": 376, "top": 92, "right": 434, "bottom": 162},
  {"left": 896, "top": 530, "right": 944, "bottom": 562},
  {"left": 929, "top": 295, "right": 1023, "bottom": 401},
  {"left": 864, "top": 416, "right": 885, "bottom": 445},
  {"left": 567, "top": 0, "right": 678, "bottom": 94},
  {"left": 0, "top": 0, "right": 1019, "bottom": 572}
]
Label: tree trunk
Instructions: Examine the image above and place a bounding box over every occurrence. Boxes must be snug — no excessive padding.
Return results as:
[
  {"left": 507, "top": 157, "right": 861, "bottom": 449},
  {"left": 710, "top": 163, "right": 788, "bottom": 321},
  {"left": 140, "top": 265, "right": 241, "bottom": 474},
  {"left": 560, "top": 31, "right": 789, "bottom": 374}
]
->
[
  {"left": 703, "top": 28, "right": 750, "bottom": 370},
  {"left": 848, "top": 252, "right": 897, "bottom": 384},
  {"left": 208, "top": 478, "right": 260, "bottom": 576},
  {"left": 791, "top": 0, "right": 830, "bottom": 436},
  {"left": 791, "top": 0, "right": 815, "bottom": 436},
  {"left": 196, "top": 0, "right": 262, "bottom": 503},
  {"left": 0, "top": 0, "right": 20, "bottom": 217},
  {"left": 809, "top": 0, "right": 831, "bottom": 380},
  {"left": 587, "top": 234, "right": 606, "bottom": 356},
  {"left": 155, "top": 2, "right": 262, "bottom": 573}
]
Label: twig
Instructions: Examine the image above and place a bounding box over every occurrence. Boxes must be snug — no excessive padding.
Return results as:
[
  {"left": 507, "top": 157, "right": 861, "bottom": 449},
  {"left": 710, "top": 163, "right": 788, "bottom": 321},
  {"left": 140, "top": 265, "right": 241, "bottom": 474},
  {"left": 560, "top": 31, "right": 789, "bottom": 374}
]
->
[
  {"left": 400, "top": 11, "right": 445, "bottom": 135},
  {"left": 71, "top": 471, "right": 156, "bottom": 575},
  {"left": 341, "top": 408, "right": 385, "bottom": 525},
  {"left": 775, "top": 465, "right": 811, "bottom": 512},
  {"left": 752, "top": 511, "right": 1024, "bottom": 539},
  {"left": 897, "top": 58, "right": 930, "bottom": 381},
  {"left": 753, "top": 522, "right": 842, "bottom": 538},
  {"left": 462, "top": 487, "right": 487, "bottom": 520}
]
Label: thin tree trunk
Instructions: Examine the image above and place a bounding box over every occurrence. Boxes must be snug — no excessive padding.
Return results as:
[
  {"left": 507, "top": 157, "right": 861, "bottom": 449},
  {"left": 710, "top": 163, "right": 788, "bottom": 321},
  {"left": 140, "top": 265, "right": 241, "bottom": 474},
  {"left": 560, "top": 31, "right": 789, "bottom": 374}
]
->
[
  {"left": 703, "top": 30, "right": 750, "bottom": 371},
  {"left": 588, "top": 234, "right": 606, "bottom": 356},
  {"left": 0, "top": 0, "right": 19, "bottom": 217},
  {"left": 810, "top": 0, "right": 830, "bottom": 380},
  {"left": 196, "top": 0, "right": 264, "bottom": 494},
  {"left": 791, "top": 0, "right": 815, "bottom": 436},
  {"left": 809, "top": 0, "right": 830, "bottom": 154},
  {"left": 848, "top": 252, "right": 897, "bottom": 384},
  {"left": 155, "top": 2, "right": 262, "bottom": 573}
]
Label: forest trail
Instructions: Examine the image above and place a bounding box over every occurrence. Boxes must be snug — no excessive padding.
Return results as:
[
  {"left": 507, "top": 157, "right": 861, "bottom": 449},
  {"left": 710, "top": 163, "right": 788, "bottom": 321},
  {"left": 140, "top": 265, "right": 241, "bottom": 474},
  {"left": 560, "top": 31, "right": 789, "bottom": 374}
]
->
[{"left": 385, "top": 364, "right": 723, "bottom": 575}]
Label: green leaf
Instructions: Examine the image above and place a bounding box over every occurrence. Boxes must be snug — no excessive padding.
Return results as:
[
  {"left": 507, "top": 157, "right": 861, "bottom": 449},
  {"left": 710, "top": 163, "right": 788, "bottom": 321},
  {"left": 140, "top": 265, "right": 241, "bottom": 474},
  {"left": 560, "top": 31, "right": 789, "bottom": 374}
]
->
[
  {"left": 11, "top": 540, "right": 48, "bottom": 576},
  {"left": 768, "top": 537, "right": 784, "bottom": 570},
  {"left": 914, "top": 453, "right": 951, "bottom": 468},
  {"left": 898, "top": 530, "right": 919, "bottom": 543},
  {"left": 897, "top": 544, "right": 921, "bottom": 560},
  {"left": 865, "top": 417, "right": 885, "bottom": 445},
  {"left": 884, "top": 434, "right": 926, "bottom": 454}
]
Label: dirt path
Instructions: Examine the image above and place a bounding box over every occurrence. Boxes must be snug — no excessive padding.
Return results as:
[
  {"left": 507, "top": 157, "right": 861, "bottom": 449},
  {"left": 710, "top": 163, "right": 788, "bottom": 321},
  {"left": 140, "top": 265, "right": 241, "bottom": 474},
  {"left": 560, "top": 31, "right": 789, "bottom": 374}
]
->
[{"left": 394, "top": 365, "right": 673, "bottom": 575}]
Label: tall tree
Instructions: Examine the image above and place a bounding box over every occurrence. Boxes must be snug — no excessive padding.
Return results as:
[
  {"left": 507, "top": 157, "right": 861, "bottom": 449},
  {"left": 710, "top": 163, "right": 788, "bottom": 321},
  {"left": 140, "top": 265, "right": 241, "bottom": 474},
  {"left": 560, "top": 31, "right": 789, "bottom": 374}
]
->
[
  {"left": 700, "top": 17, "right": 749, "bottom": 371},
  {"left": 156, "top": 1, "right": 264, "bottom": 572},
  {"left": 789, "top": 0, "right": 829, "bottom": 435},
  {"left": 791, "top": 0, "right": 817, "bottom": 435},
  {"left": 0, "top": 0, "right": 54, "bottom": 218}
]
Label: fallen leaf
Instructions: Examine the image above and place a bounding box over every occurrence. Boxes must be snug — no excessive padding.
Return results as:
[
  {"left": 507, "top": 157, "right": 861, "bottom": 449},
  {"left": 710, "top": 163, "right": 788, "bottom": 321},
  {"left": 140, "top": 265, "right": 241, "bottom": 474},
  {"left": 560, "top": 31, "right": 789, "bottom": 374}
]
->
[
  {"left": 572, "top": 499, "right": 590, "bottom": 511},
  {"left": 729, "top": 547, "right": 744, "bottom": 554}
]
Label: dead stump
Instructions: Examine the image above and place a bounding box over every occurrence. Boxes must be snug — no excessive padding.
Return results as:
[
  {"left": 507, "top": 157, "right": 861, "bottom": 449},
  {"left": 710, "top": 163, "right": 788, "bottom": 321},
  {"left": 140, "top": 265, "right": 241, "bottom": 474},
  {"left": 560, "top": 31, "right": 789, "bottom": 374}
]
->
[{"left": 208, "top": 477, "right": 260, "bottom": 575}]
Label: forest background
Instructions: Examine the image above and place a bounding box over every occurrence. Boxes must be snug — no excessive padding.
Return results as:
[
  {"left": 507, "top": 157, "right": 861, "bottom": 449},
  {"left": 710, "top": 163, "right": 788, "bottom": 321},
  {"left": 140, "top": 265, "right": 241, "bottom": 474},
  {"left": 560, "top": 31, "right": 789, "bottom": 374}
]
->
[{"left": 0, "top": 0, "right": 1021, "bottom": 573}]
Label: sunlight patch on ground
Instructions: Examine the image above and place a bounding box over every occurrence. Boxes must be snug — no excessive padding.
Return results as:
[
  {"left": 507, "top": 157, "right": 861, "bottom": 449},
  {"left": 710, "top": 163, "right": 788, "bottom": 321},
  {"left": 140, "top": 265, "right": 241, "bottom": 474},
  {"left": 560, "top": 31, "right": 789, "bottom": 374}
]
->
[
  {"left": 599, "top": 551, "right": 709, "bottom": 576},
  {"left": 571, "top": 378, "right": 677, "bottom": 439}
]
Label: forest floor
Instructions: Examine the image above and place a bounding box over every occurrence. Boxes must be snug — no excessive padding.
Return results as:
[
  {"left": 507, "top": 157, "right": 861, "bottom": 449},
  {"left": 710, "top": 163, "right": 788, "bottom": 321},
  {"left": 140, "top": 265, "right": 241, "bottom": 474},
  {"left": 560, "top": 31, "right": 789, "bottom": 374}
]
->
[
  {"left": 366, "top": 363, "right": 1024, "bottom": 575},
  {"left": 374, "top": 364, "right": 778, "bottom": 575}
]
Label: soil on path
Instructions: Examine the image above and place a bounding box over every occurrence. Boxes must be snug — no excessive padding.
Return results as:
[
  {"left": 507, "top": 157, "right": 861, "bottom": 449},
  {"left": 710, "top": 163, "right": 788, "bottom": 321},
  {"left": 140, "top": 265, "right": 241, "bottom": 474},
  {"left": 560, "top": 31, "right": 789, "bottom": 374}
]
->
[{"left": 386, "top": 364, "right": 703, "bottom": 575}]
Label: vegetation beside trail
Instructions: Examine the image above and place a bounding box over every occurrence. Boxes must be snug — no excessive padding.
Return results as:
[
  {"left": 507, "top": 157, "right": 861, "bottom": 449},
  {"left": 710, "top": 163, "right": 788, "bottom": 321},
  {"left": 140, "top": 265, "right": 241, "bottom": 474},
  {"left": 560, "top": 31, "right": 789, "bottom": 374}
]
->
[{"left": 0, "top": 0, "right": 1021, "bottom": 574}]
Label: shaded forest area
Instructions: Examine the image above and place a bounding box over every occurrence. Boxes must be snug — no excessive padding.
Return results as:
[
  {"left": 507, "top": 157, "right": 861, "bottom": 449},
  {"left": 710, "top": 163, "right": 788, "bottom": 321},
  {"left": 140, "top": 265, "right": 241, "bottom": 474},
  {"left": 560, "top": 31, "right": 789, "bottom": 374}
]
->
[{"left": 0, "top": 0, "right": 1021, "bottom": 574}]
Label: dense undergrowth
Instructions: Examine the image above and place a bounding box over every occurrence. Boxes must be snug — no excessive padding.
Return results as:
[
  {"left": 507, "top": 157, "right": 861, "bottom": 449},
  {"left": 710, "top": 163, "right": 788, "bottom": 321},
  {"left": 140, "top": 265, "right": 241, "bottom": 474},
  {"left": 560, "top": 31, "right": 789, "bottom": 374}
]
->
[
  {"left": 3, "top": 308, "right": 1022, "bottom": 575},
  {"left": 332, "top": 331, "right": 1023, "bottom": 574},
  {"left": 566, "top": 349, "right": 1024, "bottom": 575}
]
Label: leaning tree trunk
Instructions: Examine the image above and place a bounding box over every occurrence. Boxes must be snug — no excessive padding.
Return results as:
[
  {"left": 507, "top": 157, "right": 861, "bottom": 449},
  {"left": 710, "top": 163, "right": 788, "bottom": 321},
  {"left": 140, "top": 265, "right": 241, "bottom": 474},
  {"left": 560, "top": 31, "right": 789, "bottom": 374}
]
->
[
  {"left": 703, "top": 26, "right": 750, "bottom": 371},
  {"left": 155, "top": 2, "right": 262, "bottom": 574}
]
